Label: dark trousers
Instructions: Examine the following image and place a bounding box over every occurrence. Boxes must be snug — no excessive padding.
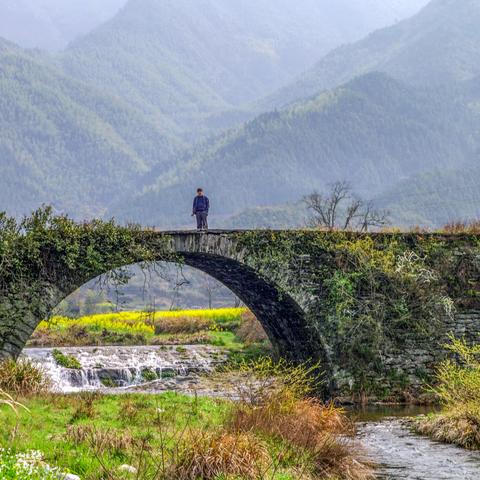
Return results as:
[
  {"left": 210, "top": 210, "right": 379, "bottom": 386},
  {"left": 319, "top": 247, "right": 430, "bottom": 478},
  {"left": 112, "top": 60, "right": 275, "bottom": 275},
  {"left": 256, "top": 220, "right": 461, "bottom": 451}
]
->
[{"left": 196, "top": 212, "right": 208, "bottom": 230}]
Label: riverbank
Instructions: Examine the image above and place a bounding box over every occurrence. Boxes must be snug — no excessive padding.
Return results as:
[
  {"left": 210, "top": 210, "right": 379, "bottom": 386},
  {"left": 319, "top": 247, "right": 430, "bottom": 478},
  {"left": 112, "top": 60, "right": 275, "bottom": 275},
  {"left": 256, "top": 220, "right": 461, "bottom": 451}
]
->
[
  {"left": 413, "top": 337, "right": 480, "bottom": 451},
  {"left": 0, "top": 363, "right": 375, "bottom": 480}
]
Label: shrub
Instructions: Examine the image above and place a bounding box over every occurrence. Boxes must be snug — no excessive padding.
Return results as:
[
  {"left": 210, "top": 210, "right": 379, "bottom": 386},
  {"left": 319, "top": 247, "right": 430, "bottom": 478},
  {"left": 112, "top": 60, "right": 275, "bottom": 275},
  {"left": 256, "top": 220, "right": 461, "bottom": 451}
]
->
[
  {"left": 431, "top": 337, "right": 480, "bottom": 407},
  {"left": 167, "top": 431, "right": 269, "bottom": 480},
  {"left": 417, "top": 337, "right": 480, "bottom": 449},
  {"left": 154, "top": 316, "right": 212, "bottom": 335},
  {"left": 220, "top": 357, "right": 321, "bottom": 406},
  {"left": 0, "top": 359, "right": 51, "bottom": 396},
  {"left": 235, "top": 311, "right": 269, "bottom": 345},
  {"left": 52, "top": 349, "right": 81, "bottom": 369},
  {"left": 141, "top": 369, "right": 158, "bottom": 382},
  {"left": 64, "top": 425, "right": 139, "bottom": 455}
]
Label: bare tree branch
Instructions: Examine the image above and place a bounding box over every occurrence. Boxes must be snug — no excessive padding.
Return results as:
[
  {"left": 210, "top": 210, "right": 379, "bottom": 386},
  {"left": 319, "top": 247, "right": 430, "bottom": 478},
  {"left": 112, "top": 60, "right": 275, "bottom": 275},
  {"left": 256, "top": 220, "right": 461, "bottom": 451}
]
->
[{"left": 304, "top": 181, "right": 390, "bottom": 232}]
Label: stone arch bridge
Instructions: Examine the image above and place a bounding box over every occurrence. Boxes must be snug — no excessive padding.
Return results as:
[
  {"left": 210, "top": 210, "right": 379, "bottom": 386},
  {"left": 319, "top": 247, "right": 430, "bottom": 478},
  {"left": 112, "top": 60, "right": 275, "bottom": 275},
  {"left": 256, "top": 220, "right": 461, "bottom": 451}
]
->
[{"left": 1, "top": 225, "right": 479, "bottom": 397}]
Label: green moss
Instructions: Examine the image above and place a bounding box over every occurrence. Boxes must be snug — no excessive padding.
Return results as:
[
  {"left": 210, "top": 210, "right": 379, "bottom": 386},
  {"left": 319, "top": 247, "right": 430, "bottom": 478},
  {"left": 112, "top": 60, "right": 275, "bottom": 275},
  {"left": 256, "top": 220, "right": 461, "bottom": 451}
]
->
[
  {"left": 52, "top": 349, "right": 81, "bottom": 370},
  {"left": 100, "top": 378, "right": 118, "bottom": 388},
  {"left": 141, "top": 368, "right": 158, "bottom": 382},
  {"left": 237, "top": 230, "right": 480, "bottom": 395}
]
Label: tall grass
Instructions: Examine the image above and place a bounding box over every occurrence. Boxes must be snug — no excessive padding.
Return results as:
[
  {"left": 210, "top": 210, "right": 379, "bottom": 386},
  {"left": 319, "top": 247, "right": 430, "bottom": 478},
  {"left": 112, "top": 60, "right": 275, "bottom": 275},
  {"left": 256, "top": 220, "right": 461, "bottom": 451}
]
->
[
  {"left": 417, "top": 337, "right": 480, "bottom": 449},
  {"left": 0, "top": 389, "right": 29, "bottom": 415},
  {"left": 0, "top": 359, "right": 51, "bottom": 397},
  {"left": 441, "top": 220, "right": 480, "bottom": 234},
  {"left": 235, "top": 311, "right": 269, "bottom": 345},
  {"left": 225, "top": 359, "right": 374, "bottom": 480}
]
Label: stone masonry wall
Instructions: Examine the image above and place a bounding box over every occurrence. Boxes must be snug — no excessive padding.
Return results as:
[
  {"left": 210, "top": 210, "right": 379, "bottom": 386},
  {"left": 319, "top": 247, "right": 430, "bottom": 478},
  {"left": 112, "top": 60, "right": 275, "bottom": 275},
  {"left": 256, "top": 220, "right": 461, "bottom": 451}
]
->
[{"left": 333, "top": 311, "right": 480, "bottom": 401}]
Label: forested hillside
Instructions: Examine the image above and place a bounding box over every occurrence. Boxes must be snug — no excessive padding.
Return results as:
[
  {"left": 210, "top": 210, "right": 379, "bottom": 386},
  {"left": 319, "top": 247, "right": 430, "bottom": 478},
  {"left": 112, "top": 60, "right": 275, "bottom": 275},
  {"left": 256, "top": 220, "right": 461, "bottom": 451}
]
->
[
  {"left": 376, "top": 165, "right": 480, "bottom": 227},
  {"left": 0, "top": 38, "right": 179, "bottom": 218},
  {"left": 111, "top": 73, "right": 477, "bottom": 227},
  {"left": 1, "top": 0, "right": 478, "bottom": 228},
  {"left": 264, "top": 0, "right": 480, "bottom": 109},
  {"left": 60, "top": 0, "right": 430, "bottom": 138}
]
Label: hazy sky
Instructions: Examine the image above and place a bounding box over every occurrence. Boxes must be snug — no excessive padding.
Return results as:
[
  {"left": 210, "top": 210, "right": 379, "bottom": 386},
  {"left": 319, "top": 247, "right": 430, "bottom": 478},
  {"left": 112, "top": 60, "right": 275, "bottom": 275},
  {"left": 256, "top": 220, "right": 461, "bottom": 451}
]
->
[
  {"left": 0, "top": 0, "right": 127, "bottom": 50},
  {"left": 0, "top": 0, "right": 430, "bottom": 52}
]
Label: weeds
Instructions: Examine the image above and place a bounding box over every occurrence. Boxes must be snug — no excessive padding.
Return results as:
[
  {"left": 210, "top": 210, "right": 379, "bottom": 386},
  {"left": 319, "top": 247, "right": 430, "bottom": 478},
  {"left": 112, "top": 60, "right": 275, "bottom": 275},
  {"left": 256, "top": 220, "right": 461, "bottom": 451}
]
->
[
  {"left": 64, "top": 425, "right": 140, "bottom": 455},
  {"left": 417, "top": 337, "right": 480, "bottom": 449},
  {"left": 0, "top": 389, "right": 29, "bottom": 415},
  {"left": 225, "top": 359, "right": 374, "bottom": 480},
  {"left": 167, "top": 431, "right": 270, "bottom": 480},
  {"left": 70, "top": 391, "right": 99, "bottom": 422},
  {"left": 0, "top": 359, "right": 51, "bottom": 396}
]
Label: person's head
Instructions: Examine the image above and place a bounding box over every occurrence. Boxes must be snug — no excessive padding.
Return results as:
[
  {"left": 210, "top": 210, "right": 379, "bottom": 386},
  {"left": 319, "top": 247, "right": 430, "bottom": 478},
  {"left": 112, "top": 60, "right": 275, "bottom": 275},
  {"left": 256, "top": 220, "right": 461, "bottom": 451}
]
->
[{"left": 197, "top": 188, "right": 204, "bottom": 196}]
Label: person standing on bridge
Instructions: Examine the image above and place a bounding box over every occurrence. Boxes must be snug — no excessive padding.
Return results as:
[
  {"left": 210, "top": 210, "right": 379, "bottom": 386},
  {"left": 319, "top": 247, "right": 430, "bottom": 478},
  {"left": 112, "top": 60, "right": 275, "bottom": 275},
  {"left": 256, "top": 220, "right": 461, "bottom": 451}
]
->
[{"left": 192, "top": 188, "right": 209, "bottom": 230}]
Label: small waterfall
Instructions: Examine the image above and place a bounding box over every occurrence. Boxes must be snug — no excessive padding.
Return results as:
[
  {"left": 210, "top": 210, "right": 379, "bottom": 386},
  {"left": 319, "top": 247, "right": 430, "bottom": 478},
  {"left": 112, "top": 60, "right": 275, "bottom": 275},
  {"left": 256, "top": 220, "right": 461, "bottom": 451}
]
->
[{"left": 23, "top": 345, "right": 225, "bottom": 393}]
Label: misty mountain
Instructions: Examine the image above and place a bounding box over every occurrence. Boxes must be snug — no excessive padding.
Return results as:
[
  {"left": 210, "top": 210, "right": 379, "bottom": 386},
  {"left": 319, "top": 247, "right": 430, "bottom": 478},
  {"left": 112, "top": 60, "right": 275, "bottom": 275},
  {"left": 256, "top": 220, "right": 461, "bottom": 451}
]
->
[
  {"left": 265, "top": 0, "right": 480, "bottom": 109},
  {"left": 0, "top": 0, "right": 127, "bottom": 51},
  {"left": 0, "top": 38, "right": 179, "bottom": 218},
  {"left": 60, "top": 0, "right": 430, "bottom": 137},
  {"left": 1, "top": 0, "right": 478, "bottom": 229},
  {"left": 376, "top": 165, "right": 480, "bottom": 227},
  {"left": 111, "top": 73, "right": 477, "bottom": 227}
]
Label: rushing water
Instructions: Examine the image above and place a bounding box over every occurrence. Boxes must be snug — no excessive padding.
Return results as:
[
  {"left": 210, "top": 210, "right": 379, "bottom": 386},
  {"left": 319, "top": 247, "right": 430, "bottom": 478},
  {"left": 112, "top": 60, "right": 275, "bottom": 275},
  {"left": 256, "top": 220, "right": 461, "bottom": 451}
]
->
[
  {"left": 23, "top": 345, "right": 225, "bottom": 393},
  {"left": 353, "top": 407, "right": 480, "bottom": 479}
]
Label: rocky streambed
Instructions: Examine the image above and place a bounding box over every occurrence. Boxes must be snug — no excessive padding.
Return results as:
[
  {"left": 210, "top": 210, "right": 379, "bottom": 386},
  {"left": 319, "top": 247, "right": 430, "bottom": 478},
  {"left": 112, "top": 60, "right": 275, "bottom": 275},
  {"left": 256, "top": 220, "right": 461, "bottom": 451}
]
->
[{"left": 23, "top": 345, "right": 227, "bottom": 393}]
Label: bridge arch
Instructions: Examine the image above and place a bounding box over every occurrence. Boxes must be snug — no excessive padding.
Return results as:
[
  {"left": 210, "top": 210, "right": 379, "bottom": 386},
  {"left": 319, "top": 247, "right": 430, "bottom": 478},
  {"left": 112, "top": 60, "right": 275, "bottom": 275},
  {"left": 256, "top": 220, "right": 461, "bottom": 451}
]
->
[{"left": 0, "top": 231, "right": 317, "bottom": 364}]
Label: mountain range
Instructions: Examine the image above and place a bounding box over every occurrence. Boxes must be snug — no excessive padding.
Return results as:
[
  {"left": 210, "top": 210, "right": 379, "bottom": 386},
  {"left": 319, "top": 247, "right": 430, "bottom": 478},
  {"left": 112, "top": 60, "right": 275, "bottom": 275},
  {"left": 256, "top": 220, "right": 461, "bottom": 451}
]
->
[
  {"left": 0, "top": 0, "right": 478, "bottom": 228},
  {"left": 112, "top": 72, "right": 479, "bottom": 227},
  {"left": 0, "top": 37, "right": 179, "bottom": 218},
  {"left": 263, "top": 0, "right": 480, "bottom": 109},
  {"left": 60, "top": 0, "right": 430, "bottom": 138}
]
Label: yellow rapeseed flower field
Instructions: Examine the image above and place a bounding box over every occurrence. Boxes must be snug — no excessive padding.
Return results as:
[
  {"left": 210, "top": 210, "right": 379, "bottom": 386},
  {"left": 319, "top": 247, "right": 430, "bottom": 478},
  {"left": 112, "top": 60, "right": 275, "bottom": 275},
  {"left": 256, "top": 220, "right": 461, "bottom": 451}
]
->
[{"left": 38, "top": 308, "right": 248, "bottom": 336}]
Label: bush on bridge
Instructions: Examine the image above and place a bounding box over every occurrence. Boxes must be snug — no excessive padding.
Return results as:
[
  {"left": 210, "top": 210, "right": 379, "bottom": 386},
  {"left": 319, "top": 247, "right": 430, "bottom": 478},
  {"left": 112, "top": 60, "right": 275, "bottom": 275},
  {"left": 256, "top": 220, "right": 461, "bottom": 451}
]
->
[
  {"left": 237, "top": 230, "right": 480, "bottom": 397},
  {"left": 0, "top": 207, "right": 177, "bottom": 355}
]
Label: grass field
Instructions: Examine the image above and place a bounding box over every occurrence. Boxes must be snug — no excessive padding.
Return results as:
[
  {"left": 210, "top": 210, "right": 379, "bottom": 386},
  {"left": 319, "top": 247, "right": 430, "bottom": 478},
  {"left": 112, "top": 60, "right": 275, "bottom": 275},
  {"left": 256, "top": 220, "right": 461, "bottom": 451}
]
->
[{"left": 0, "top": 367, "right": 374, "bottom": 480}]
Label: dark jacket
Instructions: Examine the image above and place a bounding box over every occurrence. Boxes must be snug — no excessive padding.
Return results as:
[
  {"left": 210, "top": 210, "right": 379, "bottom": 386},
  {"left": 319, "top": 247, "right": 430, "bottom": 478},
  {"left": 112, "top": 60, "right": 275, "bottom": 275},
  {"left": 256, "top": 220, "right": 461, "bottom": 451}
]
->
[{"left": 193, "top": 195, "right": 210, "bottom": 214}]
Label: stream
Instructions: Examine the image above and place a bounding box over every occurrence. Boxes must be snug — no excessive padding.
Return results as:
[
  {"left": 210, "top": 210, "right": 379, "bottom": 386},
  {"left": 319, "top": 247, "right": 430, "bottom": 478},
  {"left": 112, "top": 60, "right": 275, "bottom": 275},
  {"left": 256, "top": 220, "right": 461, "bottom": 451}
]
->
[
  {"left": 23, "top": 345, "right": 226, "bottom": 393},
  {"left": 23, "top": 346, "right": 480, "bottom": 479},
  {"left": 354, "top": 406, "right": 480, "bottom": 479}
]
